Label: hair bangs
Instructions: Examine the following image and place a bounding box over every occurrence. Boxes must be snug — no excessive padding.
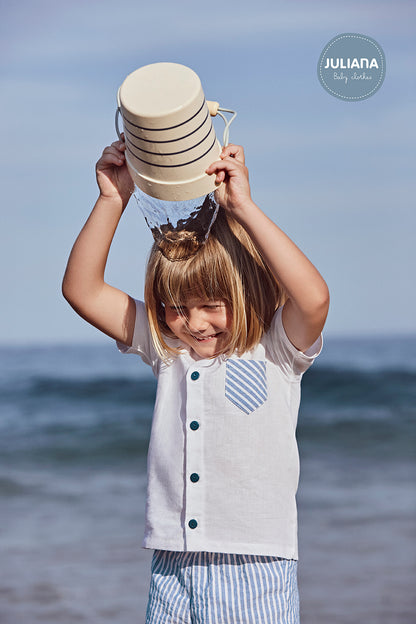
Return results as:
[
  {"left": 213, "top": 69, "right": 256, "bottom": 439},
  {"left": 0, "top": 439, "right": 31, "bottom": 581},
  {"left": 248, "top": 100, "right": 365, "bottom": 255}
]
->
[
  {"left": 154, "top": 238, "right": 231, "bottom": 307},
  {"left": 145, "top": 208, "right": 284, "bottom": 361}
]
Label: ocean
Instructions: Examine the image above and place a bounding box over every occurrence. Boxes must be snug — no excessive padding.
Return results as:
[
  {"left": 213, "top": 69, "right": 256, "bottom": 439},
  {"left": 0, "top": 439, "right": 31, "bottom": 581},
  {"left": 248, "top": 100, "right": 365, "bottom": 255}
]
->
[{"left": 1, "top": 337, "right": 415, "bottom": 623}]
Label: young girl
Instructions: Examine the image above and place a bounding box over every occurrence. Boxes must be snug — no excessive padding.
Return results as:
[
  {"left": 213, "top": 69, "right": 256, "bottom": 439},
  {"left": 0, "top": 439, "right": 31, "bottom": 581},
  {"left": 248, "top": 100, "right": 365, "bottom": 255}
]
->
[{"left": 63, "top": 138, "right": 329, "bottom": 623}]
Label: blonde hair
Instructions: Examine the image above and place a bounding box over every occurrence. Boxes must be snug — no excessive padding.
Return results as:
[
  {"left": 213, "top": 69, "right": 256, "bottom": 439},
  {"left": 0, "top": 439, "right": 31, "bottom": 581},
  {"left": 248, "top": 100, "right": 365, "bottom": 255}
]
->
[{"left": 144, "top": 208, "right": 284, "bottom": 360}]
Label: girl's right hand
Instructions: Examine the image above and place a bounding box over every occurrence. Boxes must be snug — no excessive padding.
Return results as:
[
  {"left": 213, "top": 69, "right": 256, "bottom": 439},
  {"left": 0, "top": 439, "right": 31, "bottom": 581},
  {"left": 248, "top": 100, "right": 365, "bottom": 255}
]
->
[{"left": 95, "top": 138, "right": 134, "bottom": 208}]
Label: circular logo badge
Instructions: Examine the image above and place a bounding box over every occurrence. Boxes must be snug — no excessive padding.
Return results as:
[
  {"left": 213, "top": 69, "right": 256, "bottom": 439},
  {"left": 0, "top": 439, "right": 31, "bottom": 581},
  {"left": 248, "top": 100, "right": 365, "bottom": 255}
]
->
[{"left": 317, "top": 33, "right": 386, "bottom": 101}]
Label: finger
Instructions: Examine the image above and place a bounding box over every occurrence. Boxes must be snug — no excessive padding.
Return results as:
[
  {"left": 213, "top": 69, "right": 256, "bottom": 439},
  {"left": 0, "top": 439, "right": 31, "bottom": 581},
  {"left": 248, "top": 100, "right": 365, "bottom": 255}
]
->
[
  {"left": 111, "top": 139, "right": 126, "bottom": 151},
  {"left": 104, "top": 144, "right": 126, "bottom": 159},
  {"left": 98, "top": 147, "right": 125, "bottom": 166},
  {"left": 99, "top": 155, "right": 124, "bottom": 168},
  {"left": 101, "top": 147, "right": 123, "bottom": 162},
  {"left": 205, "top": 158, "right": 241, "bottom": 177},
  {"left": 215, "top": 170, "right": 226, "bottom": 185},
  {"left": 220, "top": 144, "right": 245, "bottom": 163}
]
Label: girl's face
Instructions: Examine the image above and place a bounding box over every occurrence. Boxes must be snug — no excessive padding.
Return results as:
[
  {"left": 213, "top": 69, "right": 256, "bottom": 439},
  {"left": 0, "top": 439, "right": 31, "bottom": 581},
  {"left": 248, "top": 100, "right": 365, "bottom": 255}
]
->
[{"left": 164, "top": 296, "right": 232, "bottom": 359}]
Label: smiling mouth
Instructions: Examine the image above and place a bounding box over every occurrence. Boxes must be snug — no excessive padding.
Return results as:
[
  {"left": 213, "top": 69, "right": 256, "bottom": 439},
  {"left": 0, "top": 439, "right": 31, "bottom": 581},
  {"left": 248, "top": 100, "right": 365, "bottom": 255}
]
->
[{"left": 192, "top": 332, "right": 221, "bottom": 342}]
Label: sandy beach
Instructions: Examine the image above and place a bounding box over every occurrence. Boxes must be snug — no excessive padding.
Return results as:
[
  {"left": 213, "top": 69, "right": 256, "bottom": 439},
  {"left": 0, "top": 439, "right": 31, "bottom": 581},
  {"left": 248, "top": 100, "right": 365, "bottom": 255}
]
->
[{"left": 1, "top": 339, "right": 415, "bottom": 623}]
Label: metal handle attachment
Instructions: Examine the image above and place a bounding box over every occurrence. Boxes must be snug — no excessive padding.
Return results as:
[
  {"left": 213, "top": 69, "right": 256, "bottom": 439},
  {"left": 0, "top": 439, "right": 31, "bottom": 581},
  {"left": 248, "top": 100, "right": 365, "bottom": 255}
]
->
[
  {"left": 207, "top": 101, "right": 237, "bottom": 147},
  {"left": 115, "top": 107, "right": 123, "bottom": 140}
]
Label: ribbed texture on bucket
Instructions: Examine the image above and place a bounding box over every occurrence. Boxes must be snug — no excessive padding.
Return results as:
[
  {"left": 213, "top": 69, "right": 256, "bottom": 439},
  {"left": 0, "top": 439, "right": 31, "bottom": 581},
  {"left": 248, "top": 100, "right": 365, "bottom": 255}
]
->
[{"left": 118, "top": 63, "right": 221, "bottom": 200}]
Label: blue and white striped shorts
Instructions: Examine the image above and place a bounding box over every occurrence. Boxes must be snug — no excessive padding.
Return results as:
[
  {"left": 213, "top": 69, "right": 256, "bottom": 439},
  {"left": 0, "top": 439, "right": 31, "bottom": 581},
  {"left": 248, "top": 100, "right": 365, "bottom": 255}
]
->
[{"left": 145, "top": 550, "right": 299, "bottom": 624}]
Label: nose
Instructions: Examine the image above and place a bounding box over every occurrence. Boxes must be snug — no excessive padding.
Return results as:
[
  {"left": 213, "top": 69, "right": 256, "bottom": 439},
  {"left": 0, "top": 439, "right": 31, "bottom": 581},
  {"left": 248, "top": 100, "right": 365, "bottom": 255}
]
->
[{"left": 186, "top": 307, "right": 209, "bottom": 333}]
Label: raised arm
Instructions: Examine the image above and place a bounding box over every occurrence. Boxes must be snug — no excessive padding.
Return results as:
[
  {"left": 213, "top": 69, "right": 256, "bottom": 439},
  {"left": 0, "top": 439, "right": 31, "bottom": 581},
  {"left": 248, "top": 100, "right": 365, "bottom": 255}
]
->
[
  {"left": 205, "top": 144, "right": 329, "bottom": 352},
  {"left": 62, "top": 140, "right": 137, "bottom": 346}
]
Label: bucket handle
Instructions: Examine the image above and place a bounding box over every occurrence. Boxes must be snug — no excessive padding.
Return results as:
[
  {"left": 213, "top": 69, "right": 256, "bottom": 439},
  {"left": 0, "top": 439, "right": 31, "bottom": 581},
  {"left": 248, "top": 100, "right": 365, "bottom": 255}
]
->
[
  {"left": 207, "top": 101, "right": 237, "bottom": 147},
  {"left": 115, "top": 88, "right": 123, "bottom": 140},
  {"left": 115, "top": 107, "right": 123, "bottom": 141}
]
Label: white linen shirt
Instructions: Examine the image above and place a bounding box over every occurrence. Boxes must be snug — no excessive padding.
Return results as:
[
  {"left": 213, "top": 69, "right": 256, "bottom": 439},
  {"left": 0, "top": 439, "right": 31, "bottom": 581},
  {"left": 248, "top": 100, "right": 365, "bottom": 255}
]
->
[{"left": 118, "top": 300, "right": 322, "bottom": 559}]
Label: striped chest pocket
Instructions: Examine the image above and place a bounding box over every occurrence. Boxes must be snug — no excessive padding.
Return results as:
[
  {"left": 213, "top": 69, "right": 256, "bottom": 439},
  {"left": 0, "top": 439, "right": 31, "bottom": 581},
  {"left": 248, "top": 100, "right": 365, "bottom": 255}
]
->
[{"left": 225, "top": 360, "right": 268, "bottom": 414}]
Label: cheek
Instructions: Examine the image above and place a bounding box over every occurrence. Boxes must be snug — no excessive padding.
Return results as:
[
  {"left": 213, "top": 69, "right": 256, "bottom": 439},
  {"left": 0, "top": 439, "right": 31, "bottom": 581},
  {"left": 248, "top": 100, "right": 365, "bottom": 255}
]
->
[{"left": 164, "top": 312, "right": 182, "bottom": 334}]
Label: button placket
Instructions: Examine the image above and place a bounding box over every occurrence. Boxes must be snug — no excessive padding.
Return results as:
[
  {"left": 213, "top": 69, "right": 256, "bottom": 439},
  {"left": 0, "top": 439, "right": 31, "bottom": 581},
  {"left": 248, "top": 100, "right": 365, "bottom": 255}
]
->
[{"left": 185, "top": 367, "right": 204, "bottom": 548}]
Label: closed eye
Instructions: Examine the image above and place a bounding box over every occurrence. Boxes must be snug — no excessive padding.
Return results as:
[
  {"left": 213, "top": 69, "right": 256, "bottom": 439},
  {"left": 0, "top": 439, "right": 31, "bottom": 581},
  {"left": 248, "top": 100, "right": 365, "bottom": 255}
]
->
[
  {"left": 204, "top": 303, "right": 226, "bottom": 310},
  {"left": 169, "top": 305, "right": 186, "bottom": 314}
]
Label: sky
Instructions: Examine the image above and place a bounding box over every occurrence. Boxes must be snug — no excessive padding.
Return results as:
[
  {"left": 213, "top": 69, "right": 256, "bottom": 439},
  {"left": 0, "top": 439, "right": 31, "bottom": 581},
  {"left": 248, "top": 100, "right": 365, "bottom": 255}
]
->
[{"left": 1, "top": 0, "right": 415, "bottom": 344}]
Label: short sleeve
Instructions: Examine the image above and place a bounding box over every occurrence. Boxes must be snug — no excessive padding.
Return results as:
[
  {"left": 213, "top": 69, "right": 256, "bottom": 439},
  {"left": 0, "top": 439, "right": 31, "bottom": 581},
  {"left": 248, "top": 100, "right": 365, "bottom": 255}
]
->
[
  {"left": 265, "top": 306, "right": 323, "bottom": 377},
  {"left": 116, "top": 299, "right": 159, "bottom": 372}
]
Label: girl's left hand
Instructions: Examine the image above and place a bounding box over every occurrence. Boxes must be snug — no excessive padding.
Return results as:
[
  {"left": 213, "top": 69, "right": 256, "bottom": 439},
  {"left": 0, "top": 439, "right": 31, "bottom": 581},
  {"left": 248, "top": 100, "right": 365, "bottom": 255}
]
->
[{"left": 205, "top": 144, "right": 253, "bottom": 217}]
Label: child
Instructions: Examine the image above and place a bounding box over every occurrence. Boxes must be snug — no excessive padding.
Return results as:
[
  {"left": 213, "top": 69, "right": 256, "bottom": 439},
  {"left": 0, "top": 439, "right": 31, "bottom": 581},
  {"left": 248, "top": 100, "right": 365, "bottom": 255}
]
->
[{"left": 63, "top": 138, "right": 329, "bottom": 623}]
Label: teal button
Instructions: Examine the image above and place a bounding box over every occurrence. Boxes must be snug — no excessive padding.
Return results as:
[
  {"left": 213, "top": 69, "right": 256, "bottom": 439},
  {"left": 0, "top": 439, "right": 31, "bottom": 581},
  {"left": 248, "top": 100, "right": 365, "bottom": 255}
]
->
[
  {"left": 191, "top": 371, "right": 200, "bottom": 381},
  {"left": 190, "top": 473, "right": 200, "bottom": 483},
  {"left": 188, "top": 519, "right": 198, "bottom": 529},
  {"left": 190, "top": 421, "right": 199, "bottom": 431}
]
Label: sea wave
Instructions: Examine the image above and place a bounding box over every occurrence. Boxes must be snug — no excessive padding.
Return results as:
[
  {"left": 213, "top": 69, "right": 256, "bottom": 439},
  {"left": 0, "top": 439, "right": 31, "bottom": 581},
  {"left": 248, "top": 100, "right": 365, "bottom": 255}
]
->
[
  {"left": 303, "top": 366, "right": 416, "bottom": 412},
  {"left": 0, "top": 366, "right": 414, "bottom": 468},
  {"left": 0, "top": 366, "right": 416, "bottom": 407},
  {"left": 0, "top": 375, "right": 156, "bottom": 405}
]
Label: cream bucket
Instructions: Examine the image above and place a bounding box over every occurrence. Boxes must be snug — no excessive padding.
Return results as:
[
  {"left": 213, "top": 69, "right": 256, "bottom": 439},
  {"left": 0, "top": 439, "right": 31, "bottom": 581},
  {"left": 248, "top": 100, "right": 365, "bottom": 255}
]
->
[{"left": 116, "top": 62, "right": 222, "bottom": 201}]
